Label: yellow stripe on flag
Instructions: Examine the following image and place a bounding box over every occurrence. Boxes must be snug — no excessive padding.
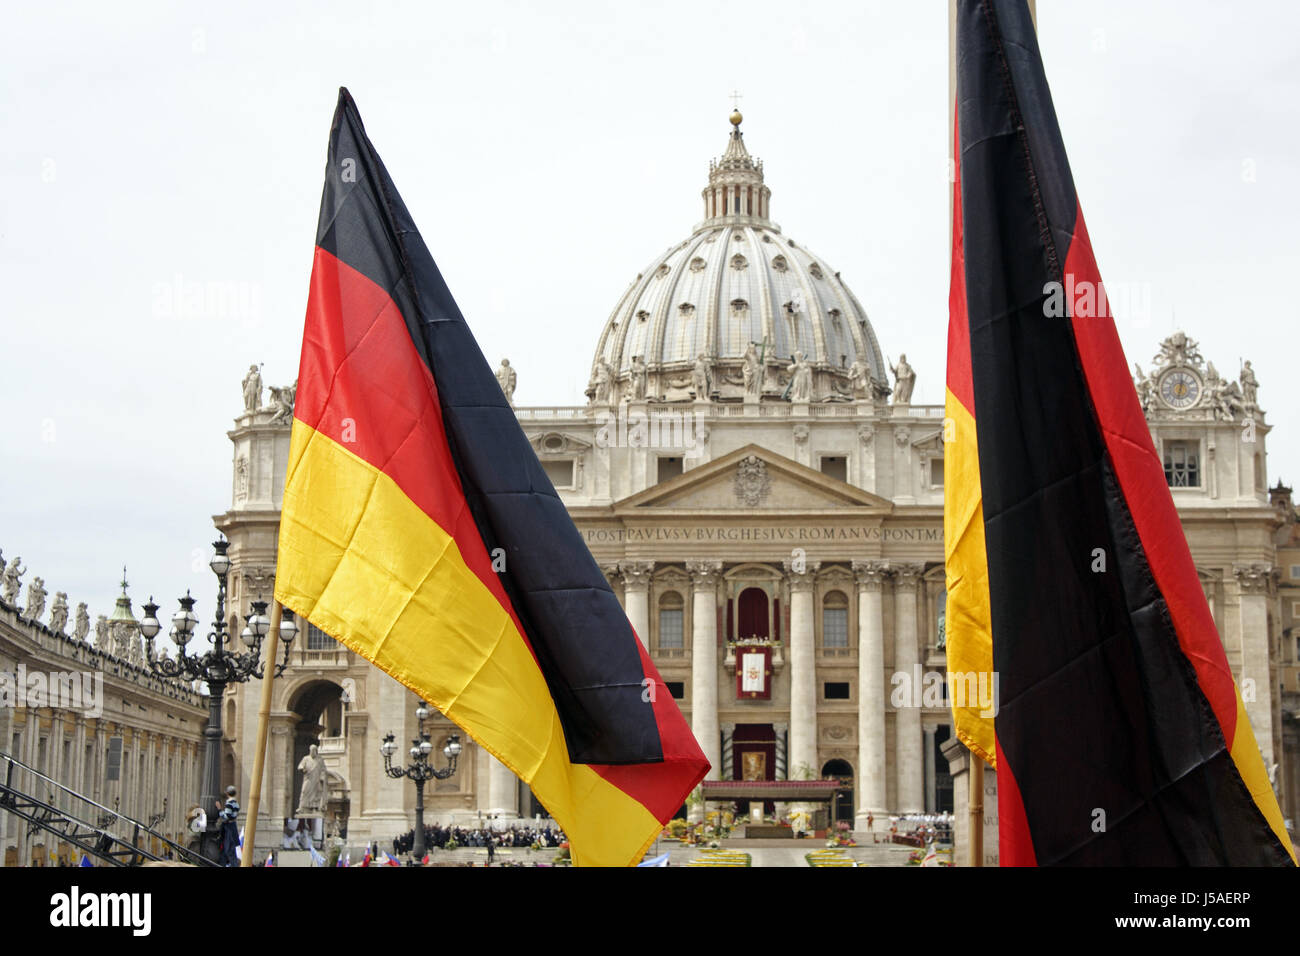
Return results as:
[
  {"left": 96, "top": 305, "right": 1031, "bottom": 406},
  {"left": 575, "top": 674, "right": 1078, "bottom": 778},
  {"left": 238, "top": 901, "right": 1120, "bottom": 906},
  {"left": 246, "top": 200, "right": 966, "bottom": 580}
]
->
[
  {"left": 943, "top": 388, "right": 996, "bottom": 767},
  {"left": 274, "top": 422, "right": 660, "bottom": 866},
  {"left": 1228, "top": 693, "right": 1296, "bottom": 862}
]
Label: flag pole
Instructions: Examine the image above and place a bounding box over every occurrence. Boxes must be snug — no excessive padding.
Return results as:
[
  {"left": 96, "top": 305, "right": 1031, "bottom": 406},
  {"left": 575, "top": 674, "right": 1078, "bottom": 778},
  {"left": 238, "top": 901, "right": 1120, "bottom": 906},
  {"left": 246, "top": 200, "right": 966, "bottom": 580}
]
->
[
  {"left": 240, "top": 600, "right": 282, "bottom": 867},
  {"left": 969, "top": 753, "right": 984, "bottom": 867}
]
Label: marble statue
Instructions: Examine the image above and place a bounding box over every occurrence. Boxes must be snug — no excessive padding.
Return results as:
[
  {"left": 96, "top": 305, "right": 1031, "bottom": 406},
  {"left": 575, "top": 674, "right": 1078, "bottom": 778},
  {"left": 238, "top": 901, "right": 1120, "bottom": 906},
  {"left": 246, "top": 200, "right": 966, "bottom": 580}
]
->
[
  {"left": 296, "top": 743, "right": 330, "bottom": 815},
  {"left": 629, "top": 355, "right": 648, "bottom": 401},
  {"left": 1, "top": 556, "right": 24, "bottom": 606},
  {"left": 0, "top": 548, "right": 5, "bottom": 580},
  {"left": 590, "top": 359, "right": 613, "bottom": 405},
  {"left": 1240, "top": 360, "right": 1258, "bottom": 409},
  {"left": 268, "top": 380, "right": 297, "bottom": 425},
  {"left": 495, "top": 359, "right": 517, "bottom": 406},
  {"left": 890, "top": 353, "right": 916, "bottom": 405},
  {"left": 848, "top": 359, "right": 872, "bottom": 400},
  {"left": 242, "top": 364, "right": 263, "bottom": 412},
  {"left": 94, "top": 615, "right": 110, "bottom": 651},
  {"left": 789, "top": 351, "right": 812, "bottom": 402},
  {"left": 112, "top": 622, "right": 133, "bottom": 660},
  {"left": 49, "top": 592, "right": 69, "bottom": 634},
  {"left": 25, "top": 576, "right": 47, "bottom": 622},
  {"left": 74, "top": 602, "right": 90, "bottom": 642},
  {"left": 1133, "top": 364, "right": 1153, "bottom": 412},
  {"left": 1212, "top": 378, "right": 1245, "bottom": 422},
  {"left": 742, "top": 344, "right": 762, "bottom": 397},
  {"left": 692, "top": 353, "right": 714, "bottom": 399}
]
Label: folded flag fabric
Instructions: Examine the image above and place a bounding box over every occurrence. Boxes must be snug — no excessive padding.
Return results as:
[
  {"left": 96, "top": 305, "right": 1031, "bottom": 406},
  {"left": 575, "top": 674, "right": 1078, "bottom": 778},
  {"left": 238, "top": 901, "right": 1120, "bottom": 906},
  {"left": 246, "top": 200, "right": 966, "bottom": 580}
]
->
[
  {"left": 946, "top": 0, "right": 1294, "bottom": 865},
  {"left": 274, "top": 88, "right": 708, "bottom": 866}
]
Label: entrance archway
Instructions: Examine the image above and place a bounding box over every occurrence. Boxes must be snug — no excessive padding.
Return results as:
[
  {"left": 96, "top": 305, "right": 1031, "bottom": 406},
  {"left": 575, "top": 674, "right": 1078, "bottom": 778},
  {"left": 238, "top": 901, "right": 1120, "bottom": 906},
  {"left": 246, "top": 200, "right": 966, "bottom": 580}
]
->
[
  {"left": 287, "top": 680, "right": 345, "bottom": 816},
  {"left": 821, "top": 759, "right": 854, "bottom": 824}
]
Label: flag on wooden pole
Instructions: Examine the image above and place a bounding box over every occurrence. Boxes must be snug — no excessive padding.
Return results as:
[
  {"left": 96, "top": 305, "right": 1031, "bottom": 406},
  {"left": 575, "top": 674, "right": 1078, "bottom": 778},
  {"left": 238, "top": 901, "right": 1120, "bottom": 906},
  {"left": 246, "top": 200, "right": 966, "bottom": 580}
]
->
[
  {"left": 946, "top": 0, "right": 1293, "bottom": 865},
  {"left": 274, "top": 89, "right": 708, "bottom": 867}
]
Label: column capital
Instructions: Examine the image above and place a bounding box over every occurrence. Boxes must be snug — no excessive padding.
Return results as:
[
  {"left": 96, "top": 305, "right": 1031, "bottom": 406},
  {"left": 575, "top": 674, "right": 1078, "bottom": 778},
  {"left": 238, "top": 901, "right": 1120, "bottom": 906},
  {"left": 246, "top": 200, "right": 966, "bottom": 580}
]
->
[
  {"left": 783, "top": 559, "right": 821, "bottom": 591},
  {"left": 892, "top": 562, "right": 924, "bottom": 591},
  {"left": 851, "top": 560, "right": 891, "bottom": 591},
  {"left": 686, "top": 559, "right": 724, "bottom": 589},
  {"left": 619, "top": 560, "right": 655, "bottom": 590},
  {"left": 1233, "top": 563, "right": 1277, "bottom": 595},
  {"left": 600, "top": 563, "right": 622, "bottom": 588}
]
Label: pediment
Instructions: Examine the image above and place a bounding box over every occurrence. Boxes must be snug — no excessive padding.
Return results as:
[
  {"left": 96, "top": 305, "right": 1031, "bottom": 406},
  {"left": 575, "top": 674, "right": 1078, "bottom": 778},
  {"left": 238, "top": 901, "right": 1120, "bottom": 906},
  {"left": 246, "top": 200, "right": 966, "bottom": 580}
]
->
[
  {"left": 528, "top": 431, "right": 593, "bottom": 456},
  {"left": 614, "top": 444, "right": 893, "bottom": 513}
]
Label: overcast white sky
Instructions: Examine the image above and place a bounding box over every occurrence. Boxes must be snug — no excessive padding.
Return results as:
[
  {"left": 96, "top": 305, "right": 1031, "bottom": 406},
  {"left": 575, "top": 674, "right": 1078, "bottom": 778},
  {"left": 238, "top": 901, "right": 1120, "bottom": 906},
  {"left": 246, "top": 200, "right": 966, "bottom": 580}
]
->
[{"left": 2, "top": 1, "right": 1298, "bottom": 635}]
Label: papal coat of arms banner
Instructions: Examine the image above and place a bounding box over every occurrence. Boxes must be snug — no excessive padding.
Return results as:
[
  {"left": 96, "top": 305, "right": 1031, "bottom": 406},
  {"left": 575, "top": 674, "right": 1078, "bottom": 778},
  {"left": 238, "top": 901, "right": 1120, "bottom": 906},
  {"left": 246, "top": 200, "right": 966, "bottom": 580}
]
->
[{"left": 736, "top": 645, "right": 772, "bottom": 700}]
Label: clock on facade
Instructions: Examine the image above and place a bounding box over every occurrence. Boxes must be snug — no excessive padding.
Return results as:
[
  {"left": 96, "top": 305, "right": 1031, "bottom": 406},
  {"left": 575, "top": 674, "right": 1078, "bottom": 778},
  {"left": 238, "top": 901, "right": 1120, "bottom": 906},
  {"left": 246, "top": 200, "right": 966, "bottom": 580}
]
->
[{"left": 1159, "top": 368, "right": 1201, "bottom": 410}]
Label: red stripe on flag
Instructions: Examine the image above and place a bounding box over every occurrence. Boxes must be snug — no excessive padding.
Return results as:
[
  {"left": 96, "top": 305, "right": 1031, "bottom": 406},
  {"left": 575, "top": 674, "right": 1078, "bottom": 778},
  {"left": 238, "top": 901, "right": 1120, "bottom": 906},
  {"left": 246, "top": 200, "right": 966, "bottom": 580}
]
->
[
  {"left": 946, "top": 110, "right": 975, "bottom": 416},
  {"left": 1062, "top": 208, "right": 1239, "bottom": 741},
  {"left": 995, "top": 737, "right": 1037, "bottom": 867}
]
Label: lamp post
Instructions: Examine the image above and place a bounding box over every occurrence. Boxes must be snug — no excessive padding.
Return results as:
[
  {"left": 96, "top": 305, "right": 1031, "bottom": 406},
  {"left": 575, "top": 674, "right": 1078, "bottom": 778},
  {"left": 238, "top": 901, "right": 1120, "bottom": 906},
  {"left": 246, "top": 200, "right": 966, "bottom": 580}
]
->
[
  {"left": 140, "top": 537, "right": 299, "bottom": 862},
  {"left": 381, "top": 701, "right": 461, "bottom": 865}
]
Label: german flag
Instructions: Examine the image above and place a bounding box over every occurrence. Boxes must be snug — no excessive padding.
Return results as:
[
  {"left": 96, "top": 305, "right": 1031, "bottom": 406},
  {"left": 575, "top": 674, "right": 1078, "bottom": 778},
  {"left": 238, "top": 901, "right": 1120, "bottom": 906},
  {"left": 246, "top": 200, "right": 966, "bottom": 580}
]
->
[
  {"left": 274, "top": 89, "right": 708, "bottom": 866},
  {"left": 946, "top": 0, "right": 1294, "bottom": 865}
]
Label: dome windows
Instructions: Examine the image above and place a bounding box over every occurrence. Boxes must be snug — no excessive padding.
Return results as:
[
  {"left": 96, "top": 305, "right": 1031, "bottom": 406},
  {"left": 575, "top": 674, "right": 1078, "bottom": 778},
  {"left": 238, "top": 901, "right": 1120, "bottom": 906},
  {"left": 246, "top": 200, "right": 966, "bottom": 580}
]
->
[
  {"left": 689, "top": 257, "right": 707, "bottom": 273},
  {"left": 730, "top": 298, "right": 749, "bottom": 316},
  {"left": 679, "top": 303, "right": 696, "bottom": 317},
  {"left": 655, "top": 263, "right": 671, "bottom": 279},
  {"left": 731, "top": 254, "right": 748, "bottom": 271},
  {"left": 772, "top": 255, "right": 788, "bottom": 273},
  {"left": 636, "top": 309, "right": 650, "bottom": 323},
  {"left": 809, "top": 263, "right": 825, "bottom": 280}
]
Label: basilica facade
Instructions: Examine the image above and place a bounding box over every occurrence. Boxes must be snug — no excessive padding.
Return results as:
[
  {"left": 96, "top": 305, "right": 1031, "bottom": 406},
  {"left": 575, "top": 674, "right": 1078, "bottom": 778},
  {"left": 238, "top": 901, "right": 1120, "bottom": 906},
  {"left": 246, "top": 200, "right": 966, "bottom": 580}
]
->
[{"left": 218, "top": 111, "right": 1296, "bottom": 849}]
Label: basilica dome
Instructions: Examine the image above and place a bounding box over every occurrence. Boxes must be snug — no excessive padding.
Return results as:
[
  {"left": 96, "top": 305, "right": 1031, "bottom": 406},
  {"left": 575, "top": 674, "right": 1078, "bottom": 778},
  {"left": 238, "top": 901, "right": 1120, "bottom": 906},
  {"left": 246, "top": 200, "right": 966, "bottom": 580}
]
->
[{"left": 588, "top": 111, "right": 889, "bottom": 404}]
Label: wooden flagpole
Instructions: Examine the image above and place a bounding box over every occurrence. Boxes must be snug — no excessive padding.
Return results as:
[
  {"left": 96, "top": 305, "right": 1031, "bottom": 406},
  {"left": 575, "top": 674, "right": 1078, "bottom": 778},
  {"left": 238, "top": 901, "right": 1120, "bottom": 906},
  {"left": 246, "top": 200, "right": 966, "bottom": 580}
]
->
[
  {"left": 969, "top": 753, "right": 984, "bottom": 867},
  {"left": 240, "top": 601, "right": 282, "bottom": 867}
]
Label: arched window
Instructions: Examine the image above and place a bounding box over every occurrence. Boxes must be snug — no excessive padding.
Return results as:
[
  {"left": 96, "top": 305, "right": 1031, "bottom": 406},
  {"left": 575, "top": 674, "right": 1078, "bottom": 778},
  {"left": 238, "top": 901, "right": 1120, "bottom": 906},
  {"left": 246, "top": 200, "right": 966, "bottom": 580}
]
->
[
  {"left": 658, "top": 592, "right": 684, "bottom": 650},
  {"left": 737, "top": 587, "right": 769, "bottom": 640},
  {"left": 822, "top": 590, "right": 849, "bottom": 649}
]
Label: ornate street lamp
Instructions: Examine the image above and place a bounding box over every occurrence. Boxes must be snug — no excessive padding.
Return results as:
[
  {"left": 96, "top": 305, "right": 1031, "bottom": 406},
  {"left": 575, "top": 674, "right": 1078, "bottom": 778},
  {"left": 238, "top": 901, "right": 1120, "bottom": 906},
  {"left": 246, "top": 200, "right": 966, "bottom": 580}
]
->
[
  {"left": 381, "top": 700, "right": 461, "bottom": 864},
  {"left": 140, "top": 537, "right": 298, "bottom": 861}
]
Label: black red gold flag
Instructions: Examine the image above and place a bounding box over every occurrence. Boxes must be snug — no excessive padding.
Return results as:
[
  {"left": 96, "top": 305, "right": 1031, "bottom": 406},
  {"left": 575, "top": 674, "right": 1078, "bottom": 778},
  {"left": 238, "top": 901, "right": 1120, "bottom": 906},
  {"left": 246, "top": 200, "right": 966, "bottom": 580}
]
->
[
  {"left": 275, "top": 89, "right": 708, "bottom": 866},
  {"left": 946, "top": 0, "right": 1293, "bottom": 865}
]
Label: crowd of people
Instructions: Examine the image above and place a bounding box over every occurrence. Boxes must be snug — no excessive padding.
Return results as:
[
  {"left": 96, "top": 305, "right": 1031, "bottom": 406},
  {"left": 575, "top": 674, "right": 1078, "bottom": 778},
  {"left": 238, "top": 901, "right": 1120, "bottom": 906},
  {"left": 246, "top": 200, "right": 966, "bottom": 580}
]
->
[
  {"left": 894, "top": 812, "right": 953, "bottom": 845},
  {"left": 392, "top": 822, "right": 565, "bottom": 856}
]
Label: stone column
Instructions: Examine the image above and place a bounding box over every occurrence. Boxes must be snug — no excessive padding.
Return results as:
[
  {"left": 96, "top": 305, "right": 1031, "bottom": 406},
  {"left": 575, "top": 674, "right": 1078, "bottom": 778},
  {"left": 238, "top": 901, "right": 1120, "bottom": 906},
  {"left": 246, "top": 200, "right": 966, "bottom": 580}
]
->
[
  {"left": 852, "top": 560, "right": 889, "bottom": 824},
  {"left": 1234, "top": 564, "right": 1277, "bottom": 768},
  {"left": 72, "top": 716, "right": 86, "bottom": 802},
  {"left": 687, "top": 560, "right": 723, "bottom": 785},
  {"left": 923, "top": 724, "right": 937, "bottom": 813},
  {"left": 894, "top": 563, "right": 924, "bottom": 812},
  {"left": 773, "top": 720, "right": 789, "bottom": 820},
  {"left": 362, "top": 674, "right": 413, "bottom": 843},
  {"left": 487, "top": 754, "right": 519, "bottom": 822},
  {"left": 267, "top": 719, "right": 293, "bottom": 827},
  {"left": 620, "top": 561, "right": 655, "bottom": 650},
  {"left": 784, "top": 559, "right": 820, "bottom": 781}
]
